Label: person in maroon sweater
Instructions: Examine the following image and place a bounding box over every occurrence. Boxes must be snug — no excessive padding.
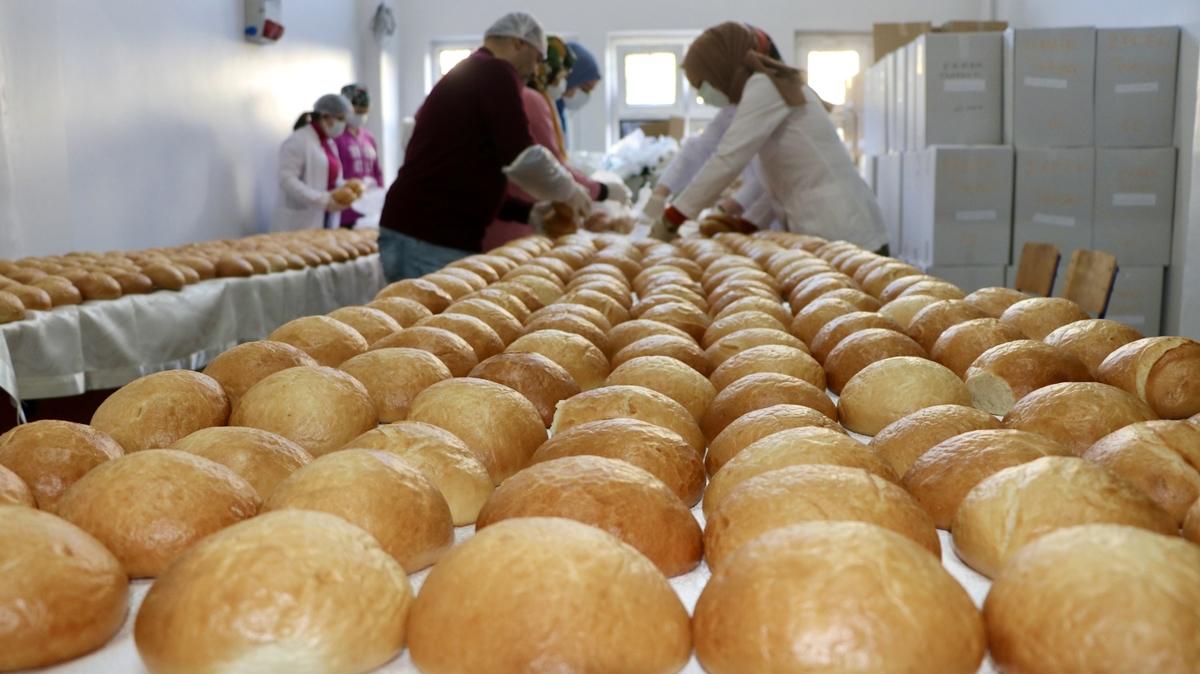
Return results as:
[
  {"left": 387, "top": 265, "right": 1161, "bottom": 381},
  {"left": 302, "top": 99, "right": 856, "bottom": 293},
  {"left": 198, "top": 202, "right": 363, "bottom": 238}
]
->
[{"left": 378, "top": 12, "right": 591, "bottom": 281}]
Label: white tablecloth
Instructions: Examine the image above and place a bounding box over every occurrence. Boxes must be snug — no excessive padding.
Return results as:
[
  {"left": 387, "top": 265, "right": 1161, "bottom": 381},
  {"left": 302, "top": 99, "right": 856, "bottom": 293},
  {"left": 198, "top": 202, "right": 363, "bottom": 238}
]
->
[{"left": 0, "top": 255, "right": 384, "bottom": 404}]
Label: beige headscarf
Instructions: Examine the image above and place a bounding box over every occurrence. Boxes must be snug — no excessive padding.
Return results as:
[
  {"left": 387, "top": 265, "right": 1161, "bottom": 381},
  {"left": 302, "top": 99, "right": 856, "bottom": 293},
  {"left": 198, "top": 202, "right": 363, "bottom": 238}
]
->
[{"left": 683, "top": 22, "right": 806, "bottom": 106}]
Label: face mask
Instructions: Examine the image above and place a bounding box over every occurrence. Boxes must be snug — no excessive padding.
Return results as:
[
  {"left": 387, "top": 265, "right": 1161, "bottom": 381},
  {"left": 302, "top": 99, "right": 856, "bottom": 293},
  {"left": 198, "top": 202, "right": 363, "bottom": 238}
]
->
[
  {"left": 326, "top": 119, "right": 347, "bottom": 137},
  {"left": 544, "top": 80, "right": 567, "bottom": 101},
  {"left": 349, "top": 112, "right": 368, "bottom": 128},
  {"left": 698, "top": 81, "right": 730, "bottom": 108},
  {"left": 563, "top": 89, "right": 590, "bottom": 110}
]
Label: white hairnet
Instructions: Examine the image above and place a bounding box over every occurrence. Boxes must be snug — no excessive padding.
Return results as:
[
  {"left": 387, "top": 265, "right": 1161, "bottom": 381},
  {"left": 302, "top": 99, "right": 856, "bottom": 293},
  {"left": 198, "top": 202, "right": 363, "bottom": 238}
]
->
[
  {"left": 314, "top": 93, "right": 352, "bottom": 116},
  {"left": 484, "top": 12, "right": 547, "bottom": 58}
]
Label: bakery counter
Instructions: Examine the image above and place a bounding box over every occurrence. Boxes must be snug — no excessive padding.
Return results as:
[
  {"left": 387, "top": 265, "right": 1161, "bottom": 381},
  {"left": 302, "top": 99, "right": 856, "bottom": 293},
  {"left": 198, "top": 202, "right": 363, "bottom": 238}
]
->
[{"left": 0, "top": 255, "right": 384, "bottom": 408}]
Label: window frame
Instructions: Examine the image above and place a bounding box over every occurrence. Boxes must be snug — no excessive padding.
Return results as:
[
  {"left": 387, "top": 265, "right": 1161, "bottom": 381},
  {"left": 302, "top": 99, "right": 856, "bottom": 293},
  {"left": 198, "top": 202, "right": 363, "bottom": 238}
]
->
[
  {"left": 606, "top": 32, "right": 719, "bottom": 145},
  {"left": 794, "top": 32, "right": 873, "bottom": 158},
  {"left": 427, "top": 38, "right": 479, "bottom": 93}
]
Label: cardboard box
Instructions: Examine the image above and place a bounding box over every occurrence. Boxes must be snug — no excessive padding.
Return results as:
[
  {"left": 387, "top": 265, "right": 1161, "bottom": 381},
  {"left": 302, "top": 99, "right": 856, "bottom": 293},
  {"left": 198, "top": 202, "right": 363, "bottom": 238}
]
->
[
  {"left": 912, "top": 32, "right": 1004, "bottom": 148},
  {"left": 1012, "top": 147, "right": 1095, "bottom": 263},
  {"left": 925, "top": 265, "right": 1007, "bottom": 292},
  {"left": 1093, "top": 147, "right": 1176, "bottom": 266},
  {"left": 1004, "top": 27, "right": 1096, "bottom": 147},
  {"left": 875, "top": 153, "right": 904, "bottom": 254},
  {"left": 639, "top": 117, "right": 685, "bottom": 140},
  {"left": 1104, "top": 265, "right": 1165, "bottom": 335},
  {"left": 902, "top": 146, "right": 1014, "bottom": 267},
  {"left": 873, "top": 22, "right": 933, "bottom": 63},
  {"left": 863, "top": 61, "right": 888, "bottom": 155},
  {"left": 1095, "top": 27, "right": 1179, "bottom": 147},
  {"left": 941, "top": 21, "right": 1008, "bottom": 33},
  {"left": 889, "top": 48, "right": 908, "bottom": 152}
]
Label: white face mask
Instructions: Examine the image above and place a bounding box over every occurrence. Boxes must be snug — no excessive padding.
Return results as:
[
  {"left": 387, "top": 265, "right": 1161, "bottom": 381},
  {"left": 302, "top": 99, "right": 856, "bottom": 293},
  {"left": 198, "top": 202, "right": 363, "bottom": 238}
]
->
[
  {"left": 325, "top": 119, "right": 347, "bottom": 137},
  {"left": 563, "top": 89, "right": 590, "bottom": 110},
  {"left": 349, "top": 112, "right": 368, "bottom": 128},
  {"left": 698, "top": 81, "right": 730, "bottom": 108},
  {"left": 544, "top": 80, "right": 567, "bottom": 101}
]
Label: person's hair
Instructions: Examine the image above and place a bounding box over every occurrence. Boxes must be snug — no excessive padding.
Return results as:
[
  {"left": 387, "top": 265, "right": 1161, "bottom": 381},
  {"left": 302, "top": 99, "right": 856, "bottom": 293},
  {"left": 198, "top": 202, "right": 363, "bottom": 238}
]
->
[{"left": 293, "top": 112, "right": 313, "bottom": 130}]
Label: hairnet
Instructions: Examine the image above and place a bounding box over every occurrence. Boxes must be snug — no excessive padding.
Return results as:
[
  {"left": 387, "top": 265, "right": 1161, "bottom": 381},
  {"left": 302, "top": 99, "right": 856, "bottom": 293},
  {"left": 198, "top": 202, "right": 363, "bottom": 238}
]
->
[
  {"left": 565, "top": 41, "right": 600, "bottom": 90},
  {"left": 314, "top": 93, "right": 352, "bottom": 116},
  {"left": 340, "top": 84, "right": 370, "bottom": 109},
  {"left": 484, "top": 12, "right": 547, "bottom": 58}
]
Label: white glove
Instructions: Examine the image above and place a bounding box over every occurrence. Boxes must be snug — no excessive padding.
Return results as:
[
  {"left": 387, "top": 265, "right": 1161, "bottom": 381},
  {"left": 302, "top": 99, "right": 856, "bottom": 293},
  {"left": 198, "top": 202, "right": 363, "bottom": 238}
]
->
[
  {"left": 641, "top": 192, "right": 667, "bottom": 221},
  {"left": 601, "top": 180, "right": 632, "bottom": 205},
  {"left": 502, "top": 145, "right": 578, "bottom": 203},
  {"left": 528, "top": 202, "right": 555, "bottom": 233},
  {"left": 325, "top": 193, "right": 350, "bottom": 212},
  {"left": 649, "top": 216, "right": 676, "bottom": 242},
  {"left": 565, "top": 183, "right": 592, "bottom": 221}
]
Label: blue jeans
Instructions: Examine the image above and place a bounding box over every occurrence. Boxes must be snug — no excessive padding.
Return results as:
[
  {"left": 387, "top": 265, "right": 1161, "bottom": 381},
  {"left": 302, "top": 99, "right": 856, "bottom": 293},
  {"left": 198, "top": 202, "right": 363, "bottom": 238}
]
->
[{"left": 378, "top": 228, "right": 471, "bottom": 282}]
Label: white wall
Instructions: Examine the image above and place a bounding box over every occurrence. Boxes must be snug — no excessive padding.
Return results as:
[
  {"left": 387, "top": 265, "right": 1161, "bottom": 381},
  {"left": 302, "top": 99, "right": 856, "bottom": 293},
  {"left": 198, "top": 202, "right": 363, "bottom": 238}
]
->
[
  {"left": 0, "top": 0, "right": 397, "bottom": 258},
  {"left": 996, "top": 0, "right": 1200, "bottom": 338}
]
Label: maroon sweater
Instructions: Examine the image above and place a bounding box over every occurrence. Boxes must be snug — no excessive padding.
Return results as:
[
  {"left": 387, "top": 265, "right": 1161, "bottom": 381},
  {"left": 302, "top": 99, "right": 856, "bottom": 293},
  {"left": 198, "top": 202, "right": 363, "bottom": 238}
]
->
[{"left": 381, "top": 47, "right": 535, "bottom": 251}]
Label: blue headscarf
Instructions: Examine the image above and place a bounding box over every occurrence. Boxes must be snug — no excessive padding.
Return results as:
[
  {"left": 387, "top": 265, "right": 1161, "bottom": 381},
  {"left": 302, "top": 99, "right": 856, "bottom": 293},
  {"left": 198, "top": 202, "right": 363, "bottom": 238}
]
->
[{"left": 557, "top": 41, "right": 602, "bottom": 141}]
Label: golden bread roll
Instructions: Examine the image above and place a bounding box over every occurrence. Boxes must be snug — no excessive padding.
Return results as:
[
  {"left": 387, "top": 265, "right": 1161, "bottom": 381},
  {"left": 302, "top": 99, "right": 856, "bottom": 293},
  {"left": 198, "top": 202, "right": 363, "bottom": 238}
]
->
[
  {"left": 490, "top": 280, "right": 549, "bottom": 312},
  {"left": 878, "top": 294, "right": 941, "bottom": 330},
  {"left": 0, "top": 507, "right": 127, "bottom": 670},
  {"left": 72, "top": 271, "right": 123, "bottom": 300},
  {"left": 505, "top": 263, "right": 561, "bottom": 286},
  {"left": 265, "top": 450, "right": 452, "bottom": 571},
  {"left": 1185, "top": 500, "right": 1200, "bottom": 543},
  {"left": 897, "top": 280, "right": 966, "bottom": 301},
  {"left": 171, "top": 426, "right": 311, "bottom": 499},
  {"left": 869, "top": 404, "right": 1003, "bottom": 477},
  {"left": 231, "top": 365, "right": 376, "bottom": 456},
  {"left": 631, "top": 293, "right": 694, "bottom": 318},
  {"left": 963, "top": 286, "right": 1028, "bottom": 317},
  {"left": 607, "top": 319, "right": 695, "bottom": 357},
  {"left": 809, "top": 311, "right": 901, "bottom": 363},
  {"left": 0, "top": 420, "right": 124, "bottom": 510},
  {"left": 6, "top": 283, "right": 52, "bottom": 310},
  {"left": 0, "top": 463, "right": 34, "bottom": 506},
  {"left": 327, "top": 306, "right": 402, "bottom": 346},
  {"left": 565, "top": 280, "right": 629, "bottom": 312},
  {"left": 421, "top": 272, "right": 474, "bottom": 301},
  {"left": 965, "top": 339, "right": 1092, "bottom": 415},
  {"left": 705, "top": 464, "right": 941, "bottom": 570},
  {"left": 1000, "top": 296, "right": 1091, "bottom": 339},
  {"left": 695, "top": 521, "right": 985, "bottom": 674},
  {"left": 706, "top": 404, "right": 845, "bottom": 475},
  {"left": 789, "top": 297, "right": 859, "bottom": 343},
  {"left": 862, "top": 263, "right": 922, "bottom": 297},
  {"left": 476, "top": 456, "right": 702, "bottom": 576},
  {"left": 407, "top": 517, "right": 691, "bottom": 674},
  {"left": 372, "top": 326, "right": 478, "bottom": 376},
  {"left": 447, "top": 257, "right": 501, "bottom": 283},
  {"left": 141, "top": 263, "right": 187, "bottom": 291},
  {"left": 342, "top": 422, "right": 492, "bottom": 525},
  {"left": 375, "top": 278, "right": 453, "bottom": 313},
  {"left": 820, "top": 327, "right": 927, "bottom": 397},
  {"left": 91, "top": 369, "right": 229, "bottom": 452},
  {"left": 606, "top": 355, "right": 716, "bottom": 422},
  {"left": 610, "top": 334, "right": 711, "bottom": 375},
  {"left": 529, "top": 301, "right": 612, "bottom": 332},
  {"left": 505, "top": 328, "right": 609, "bottom": 390},
  {"left": 469, "top": 352, "right": 580, "bottom": 428},
  {"left": 559, "top": 288, "right": 629, "bottom": 325},
  {"left": 509, "top": 273, "right": 569, "bottom": 308},
  {"left": 552, "top": 384, "right": 704, "bottom": 455},
  {"left": 134, "top": 510, "right": 412, "bottom": 674},
  {"left": 705, "top": 328, "right": 808, "bottom": 369},
  {"left": 1002, "top": 381, "right": 1157, "bottom": 455},
  {"left": 838, "top": 357, "right": 971, "bottom": 436},
  {"left": 409, "top": 378, "right": 546, "bottom": 484},
  {"left": 0, "top": 290, "right": 24, "bottom": 323},
  {"left": 267, "top": 315, "right": 369, "bottom": 367},
  {"left": 56, "top": 449, "right": 259, "bottom": 577},
  {"left": 444, "top": 298, "right": 524, "bottom": 344},
  {"left": 108, "top": 270, "right": 155, "bottom": 294},
  {"left": 701, "top": 311, "right": 786, "bottom": 349},
  {"left": 702, "top": 372, "right": 836, "bottom": 440},
  {"left": 418, "top": 313, "right": 504, "bottom": 360},
  {"left": 438, "top": 266, "right": 488, "bottom": 292},
  {"left": 639, "top": 301, "right": 710, "bottom": 341},
  {"left": 367, "top": 296, "right": 434, "bottom": 328},
  {"left": 1043, "top": 318, "right": 1143, "bottom": 378},
  {"left": 339, "top": 347, "right": 451, "bottom": 423},
  {"left": 878, "top": 274, "right": 937, "bottom": 303},
  {"left": 31, "top": 276, "right": 84, "bottom": 306},
  {"left": 950, "top": 456, "right": 1175, "bottom": 578},
  {"left": 903, "top": 429, "right": 1070, "bottom": 528},
  {"left": 1081, "top": 420, "right": 1200, "bottom": 525},
  {"left": 985, "top": 524, "right": 1200, "bottom": 674},
  {"left": 201, "top": 340, "right": 317, "bottom": 408},
  {"left": 704, "top": 426, "right": 897, "bottom": 518},
  {"left": 713, "top": 295, "right": 791, "bottom": 325},
  {"left": 172, "top": 255, "right": 217, "bottom": 280},
  {"left": 530, "top": 418, "right": 704, "bottom": 505},
  {"left": 819, "top": 287, "right": 883, "bottom": 311},
  {"left": 931, "top": 317, "right": 1027, "bottom": 378},
  {"left": 214, "top": 254, "right": 254, "bottom": 278},
  {"left": 906, "top": 299, "right": 989, "bottom": 352},
  {"left": 1097, "top": 336, "right": 1200, "bottom": 419},
  {"left": 709, "top": 344, "right": 825, "bottom": 392},
  {"left": 523, "top": 311, "right": 609, "bottom": 354}
]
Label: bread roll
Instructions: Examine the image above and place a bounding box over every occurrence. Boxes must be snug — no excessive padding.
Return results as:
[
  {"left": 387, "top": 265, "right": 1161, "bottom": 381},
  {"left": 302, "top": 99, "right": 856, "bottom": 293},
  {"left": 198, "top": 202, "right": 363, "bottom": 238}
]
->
[
  {"left": 638, "top": 285, "right": 708, "bottom": 312},
  {"left": 709, "top": 344, "right": 825, "bottom": 392},
  {"left": 448, "top": 257, "right": 502, "bottom": 283},
  {"left": 702, "top": 372, "right": 836, "bottom": 441},
  {"left": 787, "top": 275, "right": 855, "bottom": 313},
  {"left": 705, "top": 464, "right": 941, "bottom": 570},
  {"left": 0, "top": 507, "right": 128, "bottom": 670},
  {"left": 338, "top": 347, "right": 452, "bottom": 423},
  {"left": 267, "top": 315, "right": 369, "bottom": 367},
  {"left": 91, "top": 370, "right": 229, "bottom": 452},
  {"left": 1081, "top": 420, "right": 1200, "bottom": 525},
  {"left": 862, "top": 263, "right": 922, "bottom": 297},
  {"left": 491, "top": 280, "right": 550, "bottom": 312},
  {"left": 878, "top": 274, "right": 938, "bottom": 303},
  {"left": 713, "top": 296, "right": 791, "bottom": 325},
  {"left": 505, "top": 329, "right": 609, "bottom": 390},
  {"left": 695, "top": 521, "right": 985, "bottom": 674},
  {"left": 214, "top": 254, "right": 254, "bottom": 278},
  {"left": 0, "top": 463, "right": 33, "bottom": 506},
  {"left": 410, "top": 378, "right": 546, "bottom": 484},
  {"left": 32, "top": 276, "right": 84, "bottom": 306},
  {"left": 443, "top": 298, "right": 521, "bottom": 345},
  {"left": 607, "top": 320, "right": 695, "bottom": 359},
  {"left": 56, "top": 449, "right": 258, "bottom": 577},
  {"left": 505, "top": 263, "right": 561, "bottom": 286},
  {"left": 0, "top": 420, "right": 124, "bottom": 510},
  {"left": 477, "top": 456, "right": 702, "bottom": 576},
  {"left": 140, "top": 263, "right": 187, "bottom": 291},
  {"left": 705, "top": 328, "right": 808, "bottom": 369},
  {"left": 371, "top": 326, "right": 478, "bottom": 377},
  {"left": 839, "top": 357, "right": 971, "bottom": 436},
  {"left": 438, "top": 266, "right": 488, "bottom": 291},
  {"left": 605, "top": 355, "right": 715, "bottom": 422},
  {"left": 931, "top": 317, "right": 1026, "bottom": 378},
  {"left": 407, "top": 517, "right": 691, "bottom": 674},
  {"left": 903, "top": 429, "right": 1070, "bottom": 528},
  {"left": 965, "top": 340, "right": 1092, "bottom": 415},
  {"left": 468, "top": 352, "right": 577, "bottom": 427},
  {"left": 265, "top": 450, "right": 451, "bottom": 571},
  {"left": 809, "top": 311, "right": 902, "bottom": 363},
  {"left": 376, "top": 278, "right": 453, "bottom": 313},
  {"left": 417, "top": 313, "right": 504, "bottom": 361},
  {"left": 539, "top": 422, "right": 701, "bottom": 506},
  {"left": 327, "top": 306, "right": 402, "bottom": 346},
  {"left": 0, "top": 290, "right": 24, "bottom": 323},
  {"left": 560, "top": 288, "right": 629, "bottom": 326},
  {"left": 202, "top": 340, "right": 317, "bottom": 408},
  {"left": 706, "top": 404, "right": 845, "bottom": 475},
  {"left": 1097, "top": 336, "right": 1200, "bottom": 419},
  {"left": 553, "top": 383, "right": 704, "bottom": 454},
  {"left": 906, "top": 300, "right": 989, "bottom": 352},
  {"left": 789, "top": 297, "right": 858, "bottom": 343},
  {"left": 72, "top": 271, "right": 123, "bottom": 300},
  {"left": 825, "top": 328, "right": 927, "bottom": 394},
  {"left": 878, "top": 294, "right": 942, "bottom": 331},
  {"left": 898, "top": 280, "right": 966, "bottom": 302},
  {"left": 1000, "top": 296, "right": 1091, "bottom": 340},
  {"left": 6, "top": 283, "right": 52, "bottom": 310},
  {"left": 638, "top": 301, "right": 709, "bottom": 342},
  {"left": 950, "top": 456, "right": 1175, "bottom": 578},
  {"left": 1043, "top": 319, "right": 1143, "bottom": 378},
  {"left": 610, "top": 334, "right": 711, "bottom": 376},
  {"left": 1002, "top": 382, "right": 1157, "bottom": 455},
  {"left": 963, "top": 286, "right": 1027, "bottom": 317},
  {"left": 523, "top": 311, "right": 609, "bottom": 354},
  {"left": 701, "top": 311, "right": 786, "bottom": 349},
  {"left": 1185, "top": 499, "right": 1200, "bottom": 543},
  {"left": 869, "top": 404, "right": 1002, "bottom": 477},
  {"left": 368, "top": 296, "right": 434, "bottom": 328},
  {"left": 134, "top": 509, "right": 411, "bottom": 674},
  {"left": 421, "top": 272, "right": 473, "bottom": 301},
  {"left": 529, "top": 301, "right": 612, "bottom": 332},
  {"left": 171, "top": 426, "right": 311, "bottom": 499},
  {"left": 231, "top": 365, "right": 376, "bottom": 456},
  {"left": 704, "top": 426, "right": 897, "bottom": 518}
]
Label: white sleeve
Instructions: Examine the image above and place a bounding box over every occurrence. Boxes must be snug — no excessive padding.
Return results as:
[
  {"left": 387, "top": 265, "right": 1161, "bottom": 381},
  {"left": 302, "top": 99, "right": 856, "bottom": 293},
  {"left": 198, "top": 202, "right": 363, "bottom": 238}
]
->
[
  {"left": 672, "top": 75, "right": 790, "bottom": 219},
  {"left": 278, "top": 132, "right": 329, "bottom": 208},
  {"left": 657, "top": 106, "right": 735, "bottom": 195},
  {"left": 743, "top": 191, "right": 777, "bottom": 228},
  {"left": 502, "top": 145, "right": 577, "bottom": 202},
  {"left": 732, "top": 157, "right": 767, "bottom": 211}
]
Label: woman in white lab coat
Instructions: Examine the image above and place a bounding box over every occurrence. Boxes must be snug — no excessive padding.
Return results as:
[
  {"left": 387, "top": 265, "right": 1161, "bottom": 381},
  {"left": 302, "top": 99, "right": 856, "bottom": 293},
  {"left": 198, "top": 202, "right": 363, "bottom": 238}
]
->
[
  {"left": 272, "top": 93, "right": 354, "bottom": 232},
  {"left": 657, "top": 22, "right": 888, "bottom": 252}
]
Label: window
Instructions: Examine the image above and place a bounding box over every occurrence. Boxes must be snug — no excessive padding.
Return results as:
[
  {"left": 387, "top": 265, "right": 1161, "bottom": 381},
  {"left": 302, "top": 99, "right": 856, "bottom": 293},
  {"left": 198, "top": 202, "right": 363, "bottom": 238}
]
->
[
  {"left": 427, "top": 40, "right": 478, "bottom": 92},
  {"left": 437, "top": 48, "right": 473, "bottom": 78},
  {"left": 795, "top": 33, "right": 872, "bottom": 157},
  {"left": 804, "top": 50, "right": 862, "bottom": 105},
  {"left": 623, "top": 51, "right": 678, "bottom": 106},
  {"left": 608, "top": 34, "right": 717, "bottom": 145}
]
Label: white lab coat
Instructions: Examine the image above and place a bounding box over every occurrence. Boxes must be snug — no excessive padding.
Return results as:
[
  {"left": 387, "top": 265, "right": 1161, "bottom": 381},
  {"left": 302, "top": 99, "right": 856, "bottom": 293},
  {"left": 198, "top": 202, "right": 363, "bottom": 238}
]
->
[
  {"left": 673, "top": 74, "right": 888, "bottom": 251},
  {"left": 273, "top": 124, "right": 338, "bottom": 232}
]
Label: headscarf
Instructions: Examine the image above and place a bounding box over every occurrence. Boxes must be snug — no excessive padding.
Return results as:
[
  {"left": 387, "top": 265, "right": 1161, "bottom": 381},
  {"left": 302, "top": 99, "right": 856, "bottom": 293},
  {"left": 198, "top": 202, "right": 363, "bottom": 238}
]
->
[
  {"left": 565, "top": 41, "right": 600, "bottom": 90},
  {"left": 340, "top": 84, "right": 370, "bottom": 109},
  {"left": 533, "top": 36, "right": 576, "bottom": 90},
  {"left": 682, "top": 22, "right": 806, "bottom": 106}
]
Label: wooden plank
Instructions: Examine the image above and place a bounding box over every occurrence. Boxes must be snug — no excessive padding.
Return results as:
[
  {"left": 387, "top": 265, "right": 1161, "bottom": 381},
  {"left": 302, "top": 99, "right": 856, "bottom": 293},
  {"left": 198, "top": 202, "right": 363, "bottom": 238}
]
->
[
  {"left": 1014, "top": 242, "right": 1060, "bottom": 297},
  {"left": 1061, "top": 249, "right": 1119, "bottom": 316}
]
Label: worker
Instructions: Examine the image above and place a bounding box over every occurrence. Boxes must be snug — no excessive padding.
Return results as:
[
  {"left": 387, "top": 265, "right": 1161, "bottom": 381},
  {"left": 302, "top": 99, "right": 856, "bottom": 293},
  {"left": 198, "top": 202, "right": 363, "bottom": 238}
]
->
[
  {"left": 273, "top": 93, "right": 355, "bottom": 231},
  {"left": 556, "top": 41, "right": 601, "bottom": 145},
  {"left": 334, "top": 84, "right": 385, "bottom": 228},
  {"left": 378, "top": 12, "right": 591, "bottom": 281},
  {"left": 483, "top": 36, "right": 630, "bottom": 250},
  {"left": 650, "top": 22, "right": 887, "bottom": 252}
]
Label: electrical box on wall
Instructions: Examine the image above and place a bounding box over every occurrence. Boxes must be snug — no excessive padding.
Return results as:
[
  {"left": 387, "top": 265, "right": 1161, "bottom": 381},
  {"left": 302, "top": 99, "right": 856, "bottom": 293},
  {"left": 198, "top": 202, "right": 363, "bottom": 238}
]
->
[{"left": 245, "top": 0, "right": 284, "bottom": 44}]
